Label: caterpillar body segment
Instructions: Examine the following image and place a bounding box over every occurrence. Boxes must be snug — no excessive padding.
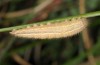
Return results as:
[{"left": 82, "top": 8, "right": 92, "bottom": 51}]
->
[{"left": 10, "top": 17, "right": 88, "bottom": 39}]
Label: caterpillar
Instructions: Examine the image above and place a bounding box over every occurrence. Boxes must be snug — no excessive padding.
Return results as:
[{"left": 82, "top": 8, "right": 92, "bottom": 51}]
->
[{"left": 10, "top": 17, "right": 88, "bottom": 39}]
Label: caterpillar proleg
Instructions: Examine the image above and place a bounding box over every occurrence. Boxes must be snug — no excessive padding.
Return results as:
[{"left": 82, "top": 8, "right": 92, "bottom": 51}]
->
[{"left": 10, "top": 17, "right": 88, "bottom": 39}]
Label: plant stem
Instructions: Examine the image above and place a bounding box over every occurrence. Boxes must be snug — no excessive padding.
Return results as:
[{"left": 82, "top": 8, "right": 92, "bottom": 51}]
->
[
  {"left": 79, "top": 0, "right": 96, "bottom": 65},
  {"left": 0, "top": 11, "right": 100, "bottom": 32}
]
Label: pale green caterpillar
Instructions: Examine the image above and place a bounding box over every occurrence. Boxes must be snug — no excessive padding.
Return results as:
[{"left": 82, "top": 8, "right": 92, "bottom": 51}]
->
[{"left": 10, "top": 17, "right": 88, "bottom": 39}]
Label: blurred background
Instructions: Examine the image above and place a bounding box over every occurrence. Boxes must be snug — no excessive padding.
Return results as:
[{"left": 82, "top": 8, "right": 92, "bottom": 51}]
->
[{"left": 0, "top": 0, "right": 100, "bottom": 65}]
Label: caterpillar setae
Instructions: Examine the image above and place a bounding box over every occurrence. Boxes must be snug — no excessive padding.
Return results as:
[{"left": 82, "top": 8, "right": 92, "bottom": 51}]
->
[{"left": 10, "top": 17, "right": 88, "bottom": 39}]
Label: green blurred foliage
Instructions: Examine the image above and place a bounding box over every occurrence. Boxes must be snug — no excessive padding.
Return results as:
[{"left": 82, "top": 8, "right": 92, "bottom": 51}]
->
[{"left": 0, "top": 0, "right": 100, "bottom": 65}]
